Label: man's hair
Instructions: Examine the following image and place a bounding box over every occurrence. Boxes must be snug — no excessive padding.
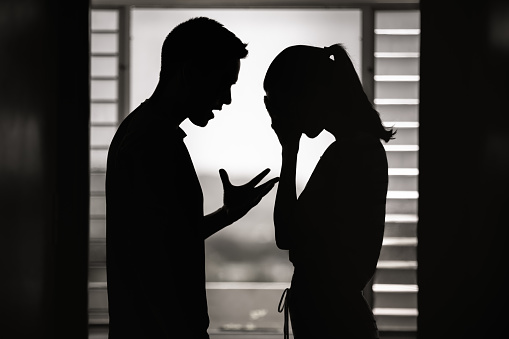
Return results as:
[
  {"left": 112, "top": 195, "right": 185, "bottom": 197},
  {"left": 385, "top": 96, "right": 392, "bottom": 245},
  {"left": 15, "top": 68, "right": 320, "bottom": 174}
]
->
[{"left": 160, "top": 17, "right": 248, "bottom": 82}]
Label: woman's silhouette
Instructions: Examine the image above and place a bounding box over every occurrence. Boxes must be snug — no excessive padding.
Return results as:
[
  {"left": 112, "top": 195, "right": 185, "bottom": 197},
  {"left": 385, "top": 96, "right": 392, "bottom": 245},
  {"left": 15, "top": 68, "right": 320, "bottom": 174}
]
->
[{"left": 264, "top": 44, "right": 394, "bottom": 338}]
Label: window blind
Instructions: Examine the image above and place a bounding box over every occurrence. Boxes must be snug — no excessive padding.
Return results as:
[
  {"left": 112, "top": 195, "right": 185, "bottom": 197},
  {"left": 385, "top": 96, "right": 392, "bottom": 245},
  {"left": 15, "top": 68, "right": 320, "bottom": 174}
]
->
[{"left": 373, "top": 10, "right": 420, "bottom": 332}]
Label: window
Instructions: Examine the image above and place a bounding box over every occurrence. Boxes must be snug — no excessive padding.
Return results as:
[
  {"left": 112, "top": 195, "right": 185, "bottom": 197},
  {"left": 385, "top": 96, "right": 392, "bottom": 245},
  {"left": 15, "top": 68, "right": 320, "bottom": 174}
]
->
[{"left": 88, "top": 5, "right": 419, "bottom": 337}]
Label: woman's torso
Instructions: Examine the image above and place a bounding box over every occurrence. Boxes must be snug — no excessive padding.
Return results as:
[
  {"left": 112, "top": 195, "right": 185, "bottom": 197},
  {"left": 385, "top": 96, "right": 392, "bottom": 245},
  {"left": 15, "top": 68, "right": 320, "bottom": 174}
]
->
[{"left": 287, "top": 132, "right": 388, "bottom": 337}]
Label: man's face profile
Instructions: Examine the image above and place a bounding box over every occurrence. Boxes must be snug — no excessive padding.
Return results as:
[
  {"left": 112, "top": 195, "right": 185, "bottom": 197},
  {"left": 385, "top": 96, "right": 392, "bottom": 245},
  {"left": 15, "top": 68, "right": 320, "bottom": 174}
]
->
[{"left": 187, "top": 59, "right": 241, "bottom": 127}]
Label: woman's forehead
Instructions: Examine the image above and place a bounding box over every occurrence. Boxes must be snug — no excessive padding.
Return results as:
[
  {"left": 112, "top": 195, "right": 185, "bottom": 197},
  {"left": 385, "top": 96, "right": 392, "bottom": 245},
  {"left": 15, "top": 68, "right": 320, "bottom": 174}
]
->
[{"left": 266, "top": 92, "right": 303, "bottom": 112}]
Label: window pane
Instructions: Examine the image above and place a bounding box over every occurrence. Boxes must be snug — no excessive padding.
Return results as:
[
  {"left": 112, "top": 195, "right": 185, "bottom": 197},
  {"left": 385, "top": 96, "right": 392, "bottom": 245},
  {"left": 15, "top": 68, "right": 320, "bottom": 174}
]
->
[
  {"left": 375, "top": 57, "right": 419, "bottom": 75},
  {"left": 89, "top": 241, "right": 106, "bottom": 264},
  {"left": 379, "top": 241, "right": 417, "bottom": 261},
  {"left": 90, "top": 149, "right": 108, "bottom": 171},
  {"left": 386, "top": 198, "right": 418, "bottom": 214},
  {"left": 90, "top": 196, "right": 106, "bottom": 217},
  {"left": 89, "top": 287, "right": 108, "bottom": 310},
  {"left": 91, "top": 33, "right": 118, "bottom": 54},
  {"left": 89, "top": 265, "right": 107, "bottom": 282},
  {"left": 91, "top": 80, "right": 118, "bottom": 101},
  {"left": 388, "top": 175, "right": 418, "bottom": 191},
  {"left": 207, "top": 287, "right": 289, "bottom": 332},
  {"left": 375, "top": 81, "right": 419, "bottom": 99},
  {"left": 386, "top": 149, "right": 418, "bottom": 168},
  {"left": 91, "top": 126, "right": 116, "bottom": 148},
  {"left": 90, "top": 219, "right": 106, "bottom": 239},
  {"left": 91, "top": 103, "right": 118, "bottom": 124},
  {"left": 376, "top": 35, "right": 420, "bottom": 53},
  {"left": 91, "top": 56, "right": 118, "bottom": 77},
  {"left": 376, "top": 11, "right": 420, "bottom": 29},
  {"left": 90, "top": 173, "right": 106, "bottom": 193},
  {"left": 374, "top": 265, "right": 417, "bottom": 284},
  {"left": 377, "top": 104, "right": 419, "bottom": 121},
  {"left": 385, "top": 127, "right": 418, "bottom": 145},
  {"left": 91, "top": 10, "right": 119, "bottom": 31}
]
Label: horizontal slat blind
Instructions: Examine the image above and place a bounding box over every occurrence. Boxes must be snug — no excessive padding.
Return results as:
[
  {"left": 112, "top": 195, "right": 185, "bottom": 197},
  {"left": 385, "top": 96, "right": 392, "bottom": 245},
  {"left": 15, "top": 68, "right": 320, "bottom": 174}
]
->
[{"left": 373, "top": 10, "right": 420, "bottom": 333}]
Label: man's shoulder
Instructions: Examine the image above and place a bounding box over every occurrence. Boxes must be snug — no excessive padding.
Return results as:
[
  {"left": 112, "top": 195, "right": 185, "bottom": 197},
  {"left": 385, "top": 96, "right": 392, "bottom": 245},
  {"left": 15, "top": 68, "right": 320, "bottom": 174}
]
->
[{"left": 116, "top": 103, "right": 181, "bottom": 153}]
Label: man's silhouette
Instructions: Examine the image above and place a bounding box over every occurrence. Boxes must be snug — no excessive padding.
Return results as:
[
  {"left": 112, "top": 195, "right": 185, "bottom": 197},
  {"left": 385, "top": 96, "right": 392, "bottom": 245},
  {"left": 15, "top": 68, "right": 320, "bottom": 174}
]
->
[{"left": 106, "top": 17, "right": 278, "bottom": 339}]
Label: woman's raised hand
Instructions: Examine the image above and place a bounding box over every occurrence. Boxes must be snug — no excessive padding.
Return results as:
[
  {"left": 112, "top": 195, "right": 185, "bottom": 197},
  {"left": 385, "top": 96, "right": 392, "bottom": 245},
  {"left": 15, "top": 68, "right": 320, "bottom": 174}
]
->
[{"left": 264, "top": 96, "right": 301, "bottom": 151}]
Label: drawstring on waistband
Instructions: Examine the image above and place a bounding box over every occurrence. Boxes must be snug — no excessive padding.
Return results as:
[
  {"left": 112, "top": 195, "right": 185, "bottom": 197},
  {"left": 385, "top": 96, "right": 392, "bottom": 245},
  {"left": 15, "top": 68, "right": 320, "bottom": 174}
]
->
[{"left": 278, "top": 288, "right": 290, "bottom": 339}]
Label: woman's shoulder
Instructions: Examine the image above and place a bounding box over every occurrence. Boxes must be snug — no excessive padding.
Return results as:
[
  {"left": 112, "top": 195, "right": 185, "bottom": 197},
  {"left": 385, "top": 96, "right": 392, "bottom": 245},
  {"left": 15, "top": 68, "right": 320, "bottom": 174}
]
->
[
  {"left": 334, "top": 132, "right": 388, "bottom": 174},
  {"left": 349, "top": 131, "right": 383, "bottom": 149},
  {"left": 327, "top": 132, "right": 384, "bottom": 158},
  {"left": 345, "top": 132, "right": 385, "bottom": 158}
]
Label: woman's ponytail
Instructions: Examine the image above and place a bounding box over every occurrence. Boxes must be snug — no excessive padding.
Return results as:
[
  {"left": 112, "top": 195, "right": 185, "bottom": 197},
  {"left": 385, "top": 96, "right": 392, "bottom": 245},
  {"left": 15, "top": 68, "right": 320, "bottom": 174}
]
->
[{"left": 325, "top": 44, "right": 396, "bottom": 143}]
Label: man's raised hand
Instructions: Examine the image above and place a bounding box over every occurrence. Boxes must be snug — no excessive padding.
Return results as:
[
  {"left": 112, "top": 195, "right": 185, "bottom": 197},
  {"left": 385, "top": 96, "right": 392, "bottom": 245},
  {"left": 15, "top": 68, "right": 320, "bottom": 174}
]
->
[{"left": 219, "top": 168, "right": 279, "bottom": 224}]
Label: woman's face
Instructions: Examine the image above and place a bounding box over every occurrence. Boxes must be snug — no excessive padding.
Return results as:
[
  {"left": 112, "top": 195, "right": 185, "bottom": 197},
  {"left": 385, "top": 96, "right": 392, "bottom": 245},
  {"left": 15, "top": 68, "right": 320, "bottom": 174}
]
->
[{"left": 265, "top": 88, "right": 326, "bottom": 139}]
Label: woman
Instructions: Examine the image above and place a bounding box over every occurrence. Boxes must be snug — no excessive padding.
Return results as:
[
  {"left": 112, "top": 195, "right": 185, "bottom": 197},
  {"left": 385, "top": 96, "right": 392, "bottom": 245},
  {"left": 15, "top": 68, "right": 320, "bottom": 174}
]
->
[{"left": 264, "top": 44, "right": 394, "bottom": 338}]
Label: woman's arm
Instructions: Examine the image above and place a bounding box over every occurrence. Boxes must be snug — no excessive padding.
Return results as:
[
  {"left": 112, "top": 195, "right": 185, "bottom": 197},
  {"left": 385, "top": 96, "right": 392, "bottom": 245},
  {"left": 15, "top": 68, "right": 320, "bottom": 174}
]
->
[
  {"left": 273, "top": 145, "right": 299, "bottom": 249},
  {"left": 264, "top": 95, "right": 302, "bottom": 249}
]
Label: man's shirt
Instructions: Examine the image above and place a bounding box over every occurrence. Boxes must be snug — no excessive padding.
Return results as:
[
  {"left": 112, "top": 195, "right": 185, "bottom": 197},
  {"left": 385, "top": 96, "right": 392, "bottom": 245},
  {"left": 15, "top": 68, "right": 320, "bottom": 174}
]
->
[{"left": 106, "top": 100, "right": 209, "bottom": 338}]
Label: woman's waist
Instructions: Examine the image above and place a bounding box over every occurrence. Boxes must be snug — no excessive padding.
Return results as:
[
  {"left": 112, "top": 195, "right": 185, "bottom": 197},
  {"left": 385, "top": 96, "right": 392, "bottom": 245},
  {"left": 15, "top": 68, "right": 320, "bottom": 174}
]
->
[
  {"left": 289, "top": 259, "right": 372, "bottom": 291},
  {"left": 287, "top": 278, "right": 377, "bottom": 328}
]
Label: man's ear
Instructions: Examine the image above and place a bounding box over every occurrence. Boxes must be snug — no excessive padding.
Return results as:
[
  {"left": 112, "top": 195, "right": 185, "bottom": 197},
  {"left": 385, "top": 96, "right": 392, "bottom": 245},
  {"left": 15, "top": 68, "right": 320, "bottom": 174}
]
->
[{"left": 180, "top": 62, "right": 202, "bottom": 86}]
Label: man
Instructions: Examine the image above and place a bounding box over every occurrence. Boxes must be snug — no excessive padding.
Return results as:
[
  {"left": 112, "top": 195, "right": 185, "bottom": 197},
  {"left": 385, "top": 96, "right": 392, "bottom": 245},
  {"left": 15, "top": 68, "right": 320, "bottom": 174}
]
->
[{"left": 106, "top": 17, "right": 278, "bottom": 338}]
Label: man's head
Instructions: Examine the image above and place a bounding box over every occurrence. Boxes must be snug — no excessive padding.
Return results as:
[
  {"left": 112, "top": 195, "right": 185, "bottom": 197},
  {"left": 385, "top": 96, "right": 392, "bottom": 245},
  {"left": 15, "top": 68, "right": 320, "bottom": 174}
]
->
[
  {"left": 159, "top": 17, "right": 248, "bottom": 127},
  {"left": 160, "top": 17, "right": 248, "bottom": 81}
]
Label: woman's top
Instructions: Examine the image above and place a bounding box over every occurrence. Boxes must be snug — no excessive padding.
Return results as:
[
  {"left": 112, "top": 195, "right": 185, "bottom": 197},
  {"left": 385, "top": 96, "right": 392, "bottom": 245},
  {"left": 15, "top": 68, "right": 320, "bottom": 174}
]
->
[{"left": 289, "top": 132, "right": 389, "bottom": 292}]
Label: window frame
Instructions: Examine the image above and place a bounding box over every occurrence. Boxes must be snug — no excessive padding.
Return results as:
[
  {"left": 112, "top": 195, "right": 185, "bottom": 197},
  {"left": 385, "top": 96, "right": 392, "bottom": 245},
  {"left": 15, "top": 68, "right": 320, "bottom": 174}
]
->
[{"left": 89, "top": 1, "right": 420, "bottom": 336}]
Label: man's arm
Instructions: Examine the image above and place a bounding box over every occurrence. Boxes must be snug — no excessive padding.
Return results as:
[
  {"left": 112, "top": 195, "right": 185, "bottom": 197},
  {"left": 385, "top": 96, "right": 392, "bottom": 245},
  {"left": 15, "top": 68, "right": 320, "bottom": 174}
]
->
[{"left": 202, "top": 206, "right": 229, "bottom": 239}]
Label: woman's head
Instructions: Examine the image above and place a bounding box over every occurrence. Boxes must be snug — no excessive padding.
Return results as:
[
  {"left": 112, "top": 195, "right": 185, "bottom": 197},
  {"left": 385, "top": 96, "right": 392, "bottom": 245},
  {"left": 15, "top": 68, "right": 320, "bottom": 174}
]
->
[{"left": 263, "top": 44, "right": 395, "bottom": 142}]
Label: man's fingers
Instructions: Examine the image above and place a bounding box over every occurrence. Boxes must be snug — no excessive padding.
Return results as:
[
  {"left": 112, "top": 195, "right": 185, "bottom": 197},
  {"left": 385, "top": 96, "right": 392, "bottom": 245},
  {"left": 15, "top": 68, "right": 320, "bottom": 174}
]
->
[
  {"left": 255, "top": 177, "right": 279, "bottom": 196},
  {"left": 262, "top": 177, "right": 280, "bottom": 188},
  {"left": 247, "top": 168, "right": 271, "bottom": 187},
  {"left": 219, "top": 169, "right": 232, "bottom": 188}
]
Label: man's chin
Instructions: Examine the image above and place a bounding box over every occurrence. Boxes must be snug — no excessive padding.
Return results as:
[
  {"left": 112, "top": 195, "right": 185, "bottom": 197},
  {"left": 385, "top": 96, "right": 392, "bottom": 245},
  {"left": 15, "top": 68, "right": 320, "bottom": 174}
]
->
[
  {"left": 305, "top": 129, "right": 323, "bottom": 139},
  {"left": 189, "top": 119, "right": 208, "bottom": 127},
  {"left": 189, "top": 111, "right": 214, "bottom": 127}
]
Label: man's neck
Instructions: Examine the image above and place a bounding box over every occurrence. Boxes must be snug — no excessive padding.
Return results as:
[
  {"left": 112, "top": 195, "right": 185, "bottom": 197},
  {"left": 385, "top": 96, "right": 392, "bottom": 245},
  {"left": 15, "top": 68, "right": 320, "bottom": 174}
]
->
[{"left": 147, "top": 82, "right": 188, "bottom": 128}]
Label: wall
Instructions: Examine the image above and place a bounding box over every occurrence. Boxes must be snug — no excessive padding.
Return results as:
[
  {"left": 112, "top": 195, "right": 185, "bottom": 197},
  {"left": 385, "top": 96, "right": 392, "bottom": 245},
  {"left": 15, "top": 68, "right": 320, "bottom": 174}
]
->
[
  {"left": 0, "top": 0, "right": 90, "bottom": 338},
  {"left": 418, "top": 1, "right": 509, "bottom": 338}
]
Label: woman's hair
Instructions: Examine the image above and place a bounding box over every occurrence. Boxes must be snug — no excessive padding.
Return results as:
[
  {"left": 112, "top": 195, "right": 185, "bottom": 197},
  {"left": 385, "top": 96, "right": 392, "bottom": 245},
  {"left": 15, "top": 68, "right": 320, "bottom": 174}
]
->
[
  {"left": 160, "top": 17, "right": 248, "bottom": 82},
  {"left": 264, "top": 44, "right": 395, "bottom": 142}
]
